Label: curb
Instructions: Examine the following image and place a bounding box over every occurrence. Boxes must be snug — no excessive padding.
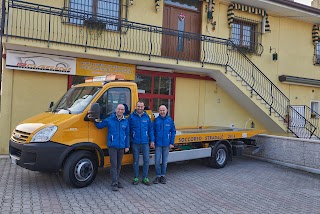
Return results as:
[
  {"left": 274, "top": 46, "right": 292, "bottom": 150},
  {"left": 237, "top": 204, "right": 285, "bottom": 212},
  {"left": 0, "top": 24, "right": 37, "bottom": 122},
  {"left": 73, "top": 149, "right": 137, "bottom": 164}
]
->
[{"left": 244, "top": 154, "right": 320, "bottom": 175}]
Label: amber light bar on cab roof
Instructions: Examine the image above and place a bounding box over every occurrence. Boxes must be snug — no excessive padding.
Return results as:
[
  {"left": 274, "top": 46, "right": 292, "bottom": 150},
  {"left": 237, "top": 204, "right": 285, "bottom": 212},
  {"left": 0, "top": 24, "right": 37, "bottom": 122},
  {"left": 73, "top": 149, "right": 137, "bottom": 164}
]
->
[{"left": 85, "top": 74, "right": 126, "bottom": 83}]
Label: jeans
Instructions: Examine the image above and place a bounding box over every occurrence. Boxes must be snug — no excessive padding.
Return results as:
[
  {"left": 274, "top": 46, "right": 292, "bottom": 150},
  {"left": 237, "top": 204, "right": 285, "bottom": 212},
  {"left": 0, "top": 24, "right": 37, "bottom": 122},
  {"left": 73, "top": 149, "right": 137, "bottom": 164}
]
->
[
  {"left": 155, "top": 146, "right": 169, "bottom": 177},
  {"left": 109, "top": 147, "right": 124, "bottom": 185},
  {"left": 132, "top": 143, "right": 150, "bottom": 178}
]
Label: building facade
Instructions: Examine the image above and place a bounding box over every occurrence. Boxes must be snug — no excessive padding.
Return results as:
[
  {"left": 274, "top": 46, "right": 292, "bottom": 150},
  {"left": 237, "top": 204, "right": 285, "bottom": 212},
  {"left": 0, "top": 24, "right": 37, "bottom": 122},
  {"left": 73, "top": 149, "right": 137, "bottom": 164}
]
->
[{"left": 0, "top": 0, "right": 320, "bottom": 154}]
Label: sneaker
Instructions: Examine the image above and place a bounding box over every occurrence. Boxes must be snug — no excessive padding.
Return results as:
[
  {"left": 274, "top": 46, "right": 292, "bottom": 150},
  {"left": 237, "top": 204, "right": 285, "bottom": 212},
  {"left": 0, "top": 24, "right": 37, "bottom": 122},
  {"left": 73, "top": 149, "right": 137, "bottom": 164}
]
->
[
  {"left": 132, "top": 177, "right": 139, "bottom": 185},
  {"left": 117, "top": 182, "right": 123, "bottom": 188},
  {"left": 112, "top": 184, "right": 119, "bottom": 191},
  {"left": 153, "top": 177, "right": 160, "bottom": 184},
  {"left": 142, "top": 177, "right": 151, "bottom": 186},
  {"left": 160, "top": 176, "right": 166, "bottom": 184}
]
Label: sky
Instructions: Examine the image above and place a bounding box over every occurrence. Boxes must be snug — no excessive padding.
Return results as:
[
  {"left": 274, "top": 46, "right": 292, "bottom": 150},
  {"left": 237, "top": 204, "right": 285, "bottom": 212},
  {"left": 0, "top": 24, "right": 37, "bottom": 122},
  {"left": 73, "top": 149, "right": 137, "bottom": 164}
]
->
[{"left": 294, "top": 0, "right": 312, "bottom": 6}]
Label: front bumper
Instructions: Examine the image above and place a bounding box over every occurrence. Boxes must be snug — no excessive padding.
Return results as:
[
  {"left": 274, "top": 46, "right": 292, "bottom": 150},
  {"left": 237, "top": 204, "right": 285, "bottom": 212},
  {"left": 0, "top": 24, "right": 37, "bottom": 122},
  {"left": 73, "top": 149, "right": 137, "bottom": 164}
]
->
[{"left": 9, "top": 139, "right": 71, "bottom": 172}]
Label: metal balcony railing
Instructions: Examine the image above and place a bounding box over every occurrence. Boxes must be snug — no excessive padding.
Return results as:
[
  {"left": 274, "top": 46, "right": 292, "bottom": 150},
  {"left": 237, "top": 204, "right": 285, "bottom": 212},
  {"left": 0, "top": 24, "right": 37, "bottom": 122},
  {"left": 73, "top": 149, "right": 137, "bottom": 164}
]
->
[{"left": 1, "top": 0, "right": 318, "bottom": 139}]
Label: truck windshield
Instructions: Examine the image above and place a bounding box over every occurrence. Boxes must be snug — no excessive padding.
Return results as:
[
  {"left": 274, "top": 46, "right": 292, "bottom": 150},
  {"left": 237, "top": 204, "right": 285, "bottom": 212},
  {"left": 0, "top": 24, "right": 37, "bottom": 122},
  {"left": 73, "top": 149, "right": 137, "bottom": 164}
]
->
[{"left": 52, "top": 86, "right": 101, "bottom": 114}]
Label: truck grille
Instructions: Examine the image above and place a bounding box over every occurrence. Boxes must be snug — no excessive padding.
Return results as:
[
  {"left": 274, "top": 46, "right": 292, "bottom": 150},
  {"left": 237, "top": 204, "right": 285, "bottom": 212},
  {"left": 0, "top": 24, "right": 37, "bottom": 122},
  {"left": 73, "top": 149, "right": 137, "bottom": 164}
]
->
[{"left": 11, "top": 129, "right": 31, "bottom": 143}]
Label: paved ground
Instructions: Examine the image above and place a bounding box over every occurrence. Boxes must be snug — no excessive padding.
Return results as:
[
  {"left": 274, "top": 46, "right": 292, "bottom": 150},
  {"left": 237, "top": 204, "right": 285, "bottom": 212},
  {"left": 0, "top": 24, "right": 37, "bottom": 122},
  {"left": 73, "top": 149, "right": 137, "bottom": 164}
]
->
[{"left": 0, "top": 156, "right": 320, "bottom": 214}]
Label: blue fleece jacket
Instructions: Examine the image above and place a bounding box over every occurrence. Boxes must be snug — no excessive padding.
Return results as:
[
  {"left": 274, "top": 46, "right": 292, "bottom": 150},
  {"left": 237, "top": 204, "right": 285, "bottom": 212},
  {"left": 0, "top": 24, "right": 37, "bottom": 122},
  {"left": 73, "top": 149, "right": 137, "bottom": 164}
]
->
[
  {"left": 94, "top": 113, "right": 130, "bottom": 149},
  {"left": 153, "top": 115, "right": 176, "bottom": 147},
  {"left": 128, "top": 110, "right": 154, "bottom": 144}
]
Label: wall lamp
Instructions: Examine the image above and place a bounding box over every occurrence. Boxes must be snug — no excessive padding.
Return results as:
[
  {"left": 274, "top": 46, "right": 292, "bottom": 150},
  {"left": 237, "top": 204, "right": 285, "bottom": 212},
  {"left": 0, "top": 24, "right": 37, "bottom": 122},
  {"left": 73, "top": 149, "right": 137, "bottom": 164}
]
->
[
  {"left": 270, "top": 46, "right": 278, "bottom": 61},
  {"left": 279, "top": 75, "right": 320, "bottom": 87},
  {"left": 245, "top": 118, "right": 255, "bottom": 129}
]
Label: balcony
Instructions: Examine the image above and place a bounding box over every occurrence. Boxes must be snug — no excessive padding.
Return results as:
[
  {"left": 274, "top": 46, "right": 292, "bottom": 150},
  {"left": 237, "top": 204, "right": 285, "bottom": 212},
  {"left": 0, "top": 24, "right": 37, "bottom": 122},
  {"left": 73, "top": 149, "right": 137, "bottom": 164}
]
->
[{"left": 3, "top": 0, "right": 230, "bottom": 67}]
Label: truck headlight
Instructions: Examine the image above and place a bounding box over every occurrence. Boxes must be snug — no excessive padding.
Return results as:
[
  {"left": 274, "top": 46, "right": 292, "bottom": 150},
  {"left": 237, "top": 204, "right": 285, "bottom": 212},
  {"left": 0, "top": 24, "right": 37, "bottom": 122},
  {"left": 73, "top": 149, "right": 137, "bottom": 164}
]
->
[{"left": 31, "top": 126, "right": 58, "bottom": 142}]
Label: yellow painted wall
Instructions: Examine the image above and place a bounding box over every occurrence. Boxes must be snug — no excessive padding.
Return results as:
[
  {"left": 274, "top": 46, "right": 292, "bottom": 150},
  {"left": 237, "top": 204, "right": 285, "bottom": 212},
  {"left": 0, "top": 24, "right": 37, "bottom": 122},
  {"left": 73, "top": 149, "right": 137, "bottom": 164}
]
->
[
  {"left": 0, "top": 68, "right": 67, "bottom": 154},
  {"left": 174, "top": 77, "right": 265, "bottom": 130}
]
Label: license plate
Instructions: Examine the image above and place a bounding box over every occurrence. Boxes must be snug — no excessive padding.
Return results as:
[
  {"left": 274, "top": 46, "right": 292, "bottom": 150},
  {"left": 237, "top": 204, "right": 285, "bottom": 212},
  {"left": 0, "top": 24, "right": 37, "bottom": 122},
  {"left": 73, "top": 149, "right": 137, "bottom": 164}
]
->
[{"left": 10, "top": 155, "right": 18, "bottom": 165}]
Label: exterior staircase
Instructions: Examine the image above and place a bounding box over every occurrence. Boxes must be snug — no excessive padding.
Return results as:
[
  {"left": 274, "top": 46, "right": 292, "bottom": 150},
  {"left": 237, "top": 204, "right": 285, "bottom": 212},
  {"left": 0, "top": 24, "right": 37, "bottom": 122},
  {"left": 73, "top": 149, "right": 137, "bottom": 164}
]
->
[{"left": 214, "top": 41, "right": 318, "bottom": 139}]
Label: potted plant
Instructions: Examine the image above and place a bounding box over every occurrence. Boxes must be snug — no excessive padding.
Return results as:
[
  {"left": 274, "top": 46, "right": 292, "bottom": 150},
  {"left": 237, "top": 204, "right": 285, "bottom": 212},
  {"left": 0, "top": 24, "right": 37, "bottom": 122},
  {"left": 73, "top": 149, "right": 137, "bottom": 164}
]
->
[
  {"left": 83, "top": 17, "right": 106, "bottom": 37},
  {"left": 237, "top": 46, "right": 253, "bottom": 56}
]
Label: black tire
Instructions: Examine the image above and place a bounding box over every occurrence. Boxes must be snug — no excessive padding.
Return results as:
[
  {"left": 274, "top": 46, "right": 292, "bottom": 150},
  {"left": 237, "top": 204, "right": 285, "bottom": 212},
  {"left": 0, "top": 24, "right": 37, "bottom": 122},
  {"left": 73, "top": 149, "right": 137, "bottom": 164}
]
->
[
  {"left": 63, "top": 150, "right": 98, "bottom": 188},
  {"left": 206, "top": 144, "right": 228, "bottom": 169}
]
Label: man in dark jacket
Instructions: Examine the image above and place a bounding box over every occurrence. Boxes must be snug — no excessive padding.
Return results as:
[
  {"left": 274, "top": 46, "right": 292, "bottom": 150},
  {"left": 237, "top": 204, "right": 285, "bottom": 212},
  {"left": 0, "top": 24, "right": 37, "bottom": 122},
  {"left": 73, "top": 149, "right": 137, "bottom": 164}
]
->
[
  {"left": 129, "top": 101, "right": 154, "bottom": 185},
  {"left": 94, "top": 104, "right": 130, "bottom": 191},
  {"left": 151, "top": 105, "right": 176, "bottom": 184}
]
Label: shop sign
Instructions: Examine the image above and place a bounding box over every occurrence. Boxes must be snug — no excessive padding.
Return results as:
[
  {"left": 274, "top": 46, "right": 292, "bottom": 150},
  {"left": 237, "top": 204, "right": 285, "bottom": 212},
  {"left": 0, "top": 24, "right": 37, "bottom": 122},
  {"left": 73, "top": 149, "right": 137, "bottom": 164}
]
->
[
  {"left": 6, "top": 50, "right": 76, "bottom": 75},
  {"left": 76, "top": 58, "right": 135, "bottom": 80}
]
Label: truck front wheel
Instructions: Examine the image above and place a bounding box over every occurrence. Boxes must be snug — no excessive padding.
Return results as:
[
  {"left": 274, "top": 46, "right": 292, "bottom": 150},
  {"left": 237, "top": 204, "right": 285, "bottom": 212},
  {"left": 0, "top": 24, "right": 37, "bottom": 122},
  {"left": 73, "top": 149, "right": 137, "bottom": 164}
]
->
[
  {"left": 206, "top": 144, "right": 228, "bottom": 169},
  {"left": 63, "top": 150, "right": 98, "bottom": 188}
]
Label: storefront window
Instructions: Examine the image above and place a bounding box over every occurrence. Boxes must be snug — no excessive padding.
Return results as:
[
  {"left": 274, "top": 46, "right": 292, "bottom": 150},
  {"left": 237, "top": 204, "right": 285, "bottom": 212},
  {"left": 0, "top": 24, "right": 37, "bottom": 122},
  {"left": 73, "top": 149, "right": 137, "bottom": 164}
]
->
[
  {"left": 136, "top": 74, "right": 152, "bottom": 94},
  {"left": 153, "top": 76, "right": 173, "bottom": 95},
  {"left": 136, "top": 71, "right": 175, "bottom": 118}
]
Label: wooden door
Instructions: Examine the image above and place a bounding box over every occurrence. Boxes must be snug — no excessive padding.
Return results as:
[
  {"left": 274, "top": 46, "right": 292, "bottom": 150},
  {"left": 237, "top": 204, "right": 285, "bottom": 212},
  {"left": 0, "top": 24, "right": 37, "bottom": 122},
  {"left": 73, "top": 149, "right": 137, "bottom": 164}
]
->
[{"left": 162, "top": 4, "right": 201, "bottom": 61}]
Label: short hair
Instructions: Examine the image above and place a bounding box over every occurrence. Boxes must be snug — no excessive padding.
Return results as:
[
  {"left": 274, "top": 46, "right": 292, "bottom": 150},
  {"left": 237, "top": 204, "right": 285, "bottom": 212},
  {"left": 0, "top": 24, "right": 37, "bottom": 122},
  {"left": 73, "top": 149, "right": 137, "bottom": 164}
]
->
[{"left": 136, "top": 101, "right": 145, "bottom": 106}]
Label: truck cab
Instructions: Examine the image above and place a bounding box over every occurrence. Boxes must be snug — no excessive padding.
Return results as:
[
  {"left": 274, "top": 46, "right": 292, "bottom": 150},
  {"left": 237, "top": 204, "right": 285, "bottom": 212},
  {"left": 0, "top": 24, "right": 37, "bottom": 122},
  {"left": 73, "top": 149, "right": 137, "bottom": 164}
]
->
[{"left": 9, "top": 75, "right": 139, "bottom": 187}]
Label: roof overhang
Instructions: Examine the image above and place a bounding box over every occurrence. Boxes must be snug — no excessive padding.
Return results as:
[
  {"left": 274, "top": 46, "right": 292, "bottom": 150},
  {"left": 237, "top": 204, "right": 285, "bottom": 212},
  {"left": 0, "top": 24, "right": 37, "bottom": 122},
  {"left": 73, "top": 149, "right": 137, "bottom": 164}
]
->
[
  {"left": 279, "top": 75, "right": 320, "bottom": 87},
  {"left": 222, "top": 0, "right": 320, "bottom": 24}
]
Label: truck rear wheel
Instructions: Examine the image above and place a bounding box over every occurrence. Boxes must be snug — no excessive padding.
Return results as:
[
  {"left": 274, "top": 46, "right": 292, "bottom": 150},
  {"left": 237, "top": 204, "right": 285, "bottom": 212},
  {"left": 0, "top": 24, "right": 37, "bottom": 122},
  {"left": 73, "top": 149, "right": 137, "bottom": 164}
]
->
[
  {"left": 63, "top": 150, "right": 98, "bottom": 188},
  {"left": 206, "top": 144, "right": 228, "bottom": 169}
]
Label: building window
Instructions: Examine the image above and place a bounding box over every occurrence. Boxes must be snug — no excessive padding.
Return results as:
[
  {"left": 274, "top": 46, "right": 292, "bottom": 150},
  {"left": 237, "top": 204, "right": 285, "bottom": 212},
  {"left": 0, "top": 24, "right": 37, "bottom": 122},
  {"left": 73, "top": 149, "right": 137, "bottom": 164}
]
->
[
  {"left": 165, "top": 0, "right": 199, "bottom": 11},
  {"left": 314, "top": 43, "right": 320, "bottom": 65},
  {"left": 68, "top": 0, "right": 121, "bottom": 31},
  {"left": 177, "top": 17, "right": 185, "bottom": 52},
  {"left": 136, "top": 71, "right": 175, "bottom": 118},
  {"left": 231, "top": 18, "right": 262, "bottom": 55},
  {"left": 311, "top": 101, "right": 319, "bottom": 118}
]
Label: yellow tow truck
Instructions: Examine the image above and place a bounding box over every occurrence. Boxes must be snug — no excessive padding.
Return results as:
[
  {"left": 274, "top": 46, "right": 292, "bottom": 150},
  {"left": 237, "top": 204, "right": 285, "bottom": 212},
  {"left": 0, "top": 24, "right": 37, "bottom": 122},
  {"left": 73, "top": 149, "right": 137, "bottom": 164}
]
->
[{"left": 9, "top": 75, "right": 263, "bottom": 188}]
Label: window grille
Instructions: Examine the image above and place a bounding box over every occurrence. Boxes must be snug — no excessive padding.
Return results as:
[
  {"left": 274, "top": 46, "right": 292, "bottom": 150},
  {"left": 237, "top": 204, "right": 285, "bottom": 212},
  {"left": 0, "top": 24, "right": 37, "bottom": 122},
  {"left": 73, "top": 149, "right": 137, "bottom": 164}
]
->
[
  {"left": 230, "top": 17, "right": 263, "bottom": 55},
  {"left": 65, "top": 0, "right": 127, "bottom": 31}
]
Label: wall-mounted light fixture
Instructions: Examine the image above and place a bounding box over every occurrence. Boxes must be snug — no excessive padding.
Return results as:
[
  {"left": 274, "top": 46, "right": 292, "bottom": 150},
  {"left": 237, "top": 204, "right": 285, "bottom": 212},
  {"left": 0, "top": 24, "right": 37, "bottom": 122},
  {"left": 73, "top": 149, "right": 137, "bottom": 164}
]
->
[
  {"left": 251, "top": 121, "right": 255, "bottom": 128},
  {"left": 245, "top": 118, "right": 255, "bottom": 129},
  {"left": 270, "top": 46, "right": 278, "bottom": 61}
]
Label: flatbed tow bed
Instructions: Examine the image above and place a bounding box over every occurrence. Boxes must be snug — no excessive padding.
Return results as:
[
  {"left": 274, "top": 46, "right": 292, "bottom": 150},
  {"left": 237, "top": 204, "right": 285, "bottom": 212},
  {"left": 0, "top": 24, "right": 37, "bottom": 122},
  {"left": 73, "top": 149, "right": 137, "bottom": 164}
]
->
[
  {"left": 145, "top": 126, "right": 264, "bottom": 168},
  {"left": 175, "top": 126, "right": 263, "bottom": 144}
]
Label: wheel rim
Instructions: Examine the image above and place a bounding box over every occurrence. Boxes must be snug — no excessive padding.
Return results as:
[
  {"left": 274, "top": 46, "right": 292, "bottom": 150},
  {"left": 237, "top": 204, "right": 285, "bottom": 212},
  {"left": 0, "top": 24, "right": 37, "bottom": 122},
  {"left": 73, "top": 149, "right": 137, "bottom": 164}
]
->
[
  {"left": 74, "top": 158, "right": 93, "bottom": 182},
  {"left": 216, "top": 148, "right": 226, "bottom": 165}
]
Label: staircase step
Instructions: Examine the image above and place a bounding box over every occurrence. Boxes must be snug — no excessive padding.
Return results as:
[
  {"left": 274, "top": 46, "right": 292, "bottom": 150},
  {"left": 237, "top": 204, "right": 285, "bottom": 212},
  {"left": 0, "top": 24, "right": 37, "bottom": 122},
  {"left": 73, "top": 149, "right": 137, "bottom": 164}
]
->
[
  {"left": 231, "top": 71, "right": 238, "bottom": 76},
  {"left": 247, "top": 86, "right": 252, "bottom": 91},
  {"left": 242, "top": 81, "right": 247, "bottom": 86},
  {"left": 256, "top": 95, "right": 261, "bottom": 100},
  {"left": 226, "top": 67, "right": 233, "bottom": 72}
]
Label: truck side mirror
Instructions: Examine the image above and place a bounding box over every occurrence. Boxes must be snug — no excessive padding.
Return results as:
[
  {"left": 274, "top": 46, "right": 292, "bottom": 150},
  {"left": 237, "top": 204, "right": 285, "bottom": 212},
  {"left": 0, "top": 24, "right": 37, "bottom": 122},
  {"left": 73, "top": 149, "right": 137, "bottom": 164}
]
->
[
  {"left": 87, "top": 103, "right": 100, "bottom": 122},
  {"left": 48, "top": 101, "right": 54, "bottom": 111}
]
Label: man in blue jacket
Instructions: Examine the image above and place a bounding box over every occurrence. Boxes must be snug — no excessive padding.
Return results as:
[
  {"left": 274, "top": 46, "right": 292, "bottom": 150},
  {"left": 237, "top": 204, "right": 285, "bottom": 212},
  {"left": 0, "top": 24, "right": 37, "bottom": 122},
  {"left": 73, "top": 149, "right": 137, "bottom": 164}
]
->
[
  {"left": 129, "top": 101, "right": 154, "bottom": 185},
  {"left": 151, "top": 105, "right": 176, "bottom": 184},
  {"left": 94, "top": 104, "right": 130, "bottom": 191}
]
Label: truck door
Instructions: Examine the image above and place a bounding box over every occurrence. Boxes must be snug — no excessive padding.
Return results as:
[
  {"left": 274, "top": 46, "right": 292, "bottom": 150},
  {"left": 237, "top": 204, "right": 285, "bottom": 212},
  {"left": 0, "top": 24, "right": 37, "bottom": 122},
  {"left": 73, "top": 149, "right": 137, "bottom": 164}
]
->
[{"left": 88, "top": 87, "right": 133, "bottom": 167}]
